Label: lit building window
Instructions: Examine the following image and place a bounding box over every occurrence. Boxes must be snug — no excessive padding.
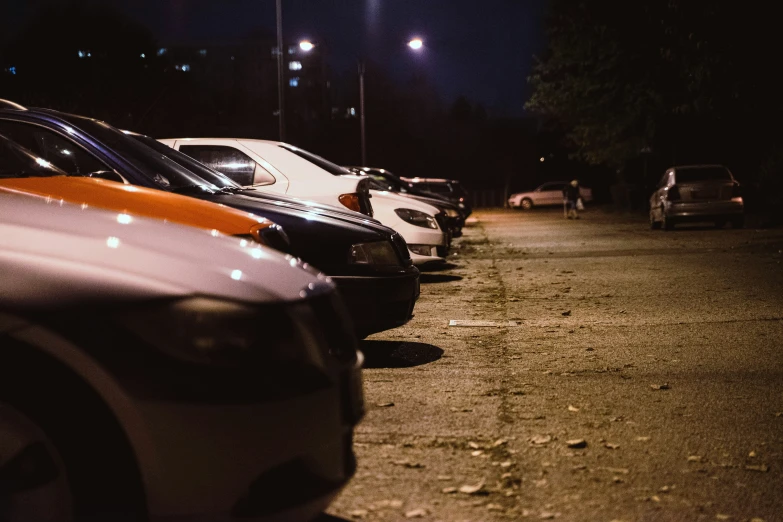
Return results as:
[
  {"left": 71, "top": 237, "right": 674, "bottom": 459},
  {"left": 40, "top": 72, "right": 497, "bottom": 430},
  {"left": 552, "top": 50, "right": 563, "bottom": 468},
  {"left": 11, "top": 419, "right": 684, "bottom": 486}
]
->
[
  {"left": 7, "top": 67, "right": 16, "bottom": 75},
  {"left": 140, "top": 53, "right": 146, "bottom": 58},
  {"left": 288, "top": 61, "right": 302, "bottom": 71},
  {"left": 157, "top": 48, "right": 167, "bottom": 56},
  {"left": 199, "top": 49, "right": 207, "bottom": 56},
  {"left": 230, "top": 56, "right": 235, "bottom": 61},
  {"left": 289, "top": 77, "right": 299, "bottom": 87},
  {"left": 288, "top": 46, "right": 296, "bottom": 55},
  {"left": 349, "top": 107, "right": 356, "bottom": 116}
]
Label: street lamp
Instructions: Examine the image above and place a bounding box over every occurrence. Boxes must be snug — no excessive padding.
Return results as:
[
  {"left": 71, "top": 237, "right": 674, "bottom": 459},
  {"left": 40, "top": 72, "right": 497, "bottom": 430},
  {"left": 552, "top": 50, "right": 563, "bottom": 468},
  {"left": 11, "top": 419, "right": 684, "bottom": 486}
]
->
[
  {"left": 299, "top": 40, "right": 315, "bottom": 52},
  {"left": 359, "top": 38, "right": 423, "bottom": 165}
]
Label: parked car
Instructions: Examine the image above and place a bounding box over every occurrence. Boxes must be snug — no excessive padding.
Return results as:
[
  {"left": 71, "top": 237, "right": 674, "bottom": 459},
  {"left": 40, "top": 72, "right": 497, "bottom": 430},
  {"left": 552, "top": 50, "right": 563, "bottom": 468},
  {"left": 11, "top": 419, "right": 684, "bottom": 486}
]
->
[
  {"left": 401, "top": 177, "right": 472, "bottom": 217},
  {"left": 346, "top": 166, "right": 466, "bottom": 237},
  {"left": 0, "top": 190, "right": 363, "bottom": 521},
  {"left": 164, "top": 138, "right": 449, "bottom": 265},
  {"left": 648, "top": 164, "right": 744, "bottom": 230},
  {"left": 508, "top": 181, "right": 593, "bottom": 210},
  {"left": 0, "top": 106, "right": 420, "bottom": 337},
  {"left": 0, "top": 133, "right": 286, "bottom": 247}
]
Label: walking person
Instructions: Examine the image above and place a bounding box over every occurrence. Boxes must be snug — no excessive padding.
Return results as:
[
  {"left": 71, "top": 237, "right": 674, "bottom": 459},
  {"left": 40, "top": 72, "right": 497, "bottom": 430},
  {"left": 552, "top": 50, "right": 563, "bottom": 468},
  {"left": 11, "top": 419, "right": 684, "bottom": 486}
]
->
[{"left": 563, "top": 179, "right": 581, "bottom": 219}]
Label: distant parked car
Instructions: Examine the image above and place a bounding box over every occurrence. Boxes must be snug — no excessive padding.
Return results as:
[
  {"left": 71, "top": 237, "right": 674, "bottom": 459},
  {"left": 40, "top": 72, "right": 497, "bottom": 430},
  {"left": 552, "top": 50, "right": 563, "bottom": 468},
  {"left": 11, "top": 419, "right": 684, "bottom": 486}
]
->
[
  {"left": 649, "top": 164, "right": 744, "bottom": 230},
  {"left": 0, "top": 190, "right": 363, "bottom": 522},
  {"left": 508, "top": 181, "right": 593, "bottom": 210},
  {"left": 346, "top": 166, "right": 465, "bottom": 237},
  {"left": 402, "top": 177, "right": 472, "bottom": 217}
]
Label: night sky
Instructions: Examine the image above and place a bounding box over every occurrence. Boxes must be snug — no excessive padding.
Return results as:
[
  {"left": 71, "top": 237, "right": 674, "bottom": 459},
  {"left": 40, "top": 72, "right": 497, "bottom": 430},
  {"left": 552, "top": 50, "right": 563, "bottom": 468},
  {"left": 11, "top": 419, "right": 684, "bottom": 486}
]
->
[{"left": 3, "top": 0, "right": 548, "bottom": 117}]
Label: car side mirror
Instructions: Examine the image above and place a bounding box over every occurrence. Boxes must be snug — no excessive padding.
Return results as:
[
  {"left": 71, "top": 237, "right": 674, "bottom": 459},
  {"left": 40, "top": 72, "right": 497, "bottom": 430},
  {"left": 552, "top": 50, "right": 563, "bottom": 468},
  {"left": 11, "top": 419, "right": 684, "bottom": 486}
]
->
[{"left": 87, "top": 170, "right": 125, "bottom": 183}]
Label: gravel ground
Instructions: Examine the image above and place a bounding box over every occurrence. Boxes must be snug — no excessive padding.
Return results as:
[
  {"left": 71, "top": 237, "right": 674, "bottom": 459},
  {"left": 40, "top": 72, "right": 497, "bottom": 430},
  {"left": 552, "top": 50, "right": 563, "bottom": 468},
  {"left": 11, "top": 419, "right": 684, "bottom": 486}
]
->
[{"left": 327, "top": 207, "right": 783, "bottom": 522}]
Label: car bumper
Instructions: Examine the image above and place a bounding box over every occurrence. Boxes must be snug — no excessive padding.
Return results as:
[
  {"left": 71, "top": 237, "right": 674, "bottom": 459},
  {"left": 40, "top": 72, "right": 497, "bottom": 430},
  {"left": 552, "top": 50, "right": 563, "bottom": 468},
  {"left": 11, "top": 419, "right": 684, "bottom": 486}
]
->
[
  {"left": 135, "top": 358, "right": 363, "bottom": 522},
  {"left": 331, "top": 267, "right": 420, "bottom": 338},
  {"left": 666, "top": 200, "right": 744, "bottom": 220},
  {"left": 409, "top": 248, "right": 446, "bottom": 266}
]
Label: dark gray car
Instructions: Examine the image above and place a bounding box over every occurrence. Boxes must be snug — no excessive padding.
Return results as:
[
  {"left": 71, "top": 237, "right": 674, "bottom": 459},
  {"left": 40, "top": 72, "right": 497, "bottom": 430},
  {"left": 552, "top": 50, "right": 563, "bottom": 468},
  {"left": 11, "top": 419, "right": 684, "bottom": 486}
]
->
[{"left": 649, "top": 165, "right": 744, "bottom": 230}]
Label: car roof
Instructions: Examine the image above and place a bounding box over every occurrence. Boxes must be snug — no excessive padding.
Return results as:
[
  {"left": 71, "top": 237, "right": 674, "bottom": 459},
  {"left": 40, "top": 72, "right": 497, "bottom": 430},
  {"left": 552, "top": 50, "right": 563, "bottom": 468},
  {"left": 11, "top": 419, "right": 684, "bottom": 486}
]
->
[{"left": 669, "top": 164, "right": 727, "bottom": 170}]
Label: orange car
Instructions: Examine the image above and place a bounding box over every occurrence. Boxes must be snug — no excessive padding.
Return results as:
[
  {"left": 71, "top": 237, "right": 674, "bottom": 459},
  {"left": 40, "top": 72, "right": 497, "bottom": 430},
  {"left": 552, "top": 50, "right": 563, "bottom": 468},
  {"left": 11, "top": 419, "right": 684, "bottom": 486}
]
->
[{"left": 0, "top": 176, "right": 280, "bottom": 246}]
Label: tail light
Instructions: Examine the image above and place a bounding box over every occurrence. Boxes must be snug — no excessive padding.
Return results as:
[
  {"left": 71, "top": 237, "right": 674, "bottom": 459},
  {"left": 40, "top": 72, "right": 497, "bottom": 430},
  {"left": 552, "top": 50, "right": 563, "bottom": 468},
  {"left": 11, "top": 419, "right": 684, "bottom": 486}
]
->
[
  {"left": 732, "top": 183, "right": 741, "bottom": 198},
  {"left": 667, "top": 185, "right": 680, "bottom": 201},
  {"left": 339, "top": 193, "right": 362, "bottom": 213}
]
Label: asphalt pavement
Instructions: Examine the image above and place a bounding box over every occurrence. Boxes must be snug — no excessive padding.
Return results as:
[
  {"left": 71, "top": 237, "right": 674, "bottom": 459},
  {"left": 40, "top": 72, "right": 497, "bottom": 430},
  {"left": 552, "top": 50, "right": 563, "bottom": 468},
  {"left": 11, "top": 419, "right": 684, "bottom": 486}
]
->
[{"left": 328, "top": 207, "right": 783, "bottom": 522}]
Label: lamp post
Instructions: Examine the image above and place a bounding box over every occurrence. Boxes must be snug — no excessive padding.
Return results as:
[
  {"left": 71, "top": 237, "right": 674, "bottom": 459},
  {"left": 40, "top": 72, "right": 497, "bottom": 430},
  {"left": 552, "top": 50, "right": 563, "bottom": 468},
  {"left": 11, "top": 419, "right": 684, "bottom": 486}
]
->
[{"left": 359, "top": 38, "right": 423, "bottom": 166}]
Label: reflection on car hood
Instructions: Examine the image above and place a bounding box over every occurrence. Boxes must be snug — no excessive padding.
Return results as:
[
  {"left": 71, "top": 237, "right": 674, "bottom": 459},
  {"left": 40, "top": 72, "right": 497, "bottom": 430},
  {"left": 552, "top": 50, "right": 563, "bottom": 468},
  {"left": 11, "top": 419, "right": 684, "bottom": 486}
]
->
[
  {"left": 0, "top": 177, "right": 272, "bottom": 239},
  {"left": 236, "top": 189, "right": 383, "bottom": 226},
  {"left": 0, "top": 192, "right": 332, "bottom": 309},
  {"left": 370, "top": 190, "right": 442, "bottom": 215}
]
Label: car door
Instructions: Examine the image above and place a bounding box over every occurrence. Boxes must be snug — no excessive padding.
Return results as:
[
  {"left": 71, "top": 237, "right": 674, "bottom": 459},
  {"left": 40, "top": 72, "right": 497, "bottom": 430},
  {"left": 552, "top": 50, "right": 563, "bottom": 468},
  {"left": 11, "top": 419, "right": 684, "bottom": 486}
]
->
[
  {"left": 535, "top": 182, "right": 564, "bottom": 206},
  {"left": 173, "top": 140, "right": 289, "bottom": 193}
]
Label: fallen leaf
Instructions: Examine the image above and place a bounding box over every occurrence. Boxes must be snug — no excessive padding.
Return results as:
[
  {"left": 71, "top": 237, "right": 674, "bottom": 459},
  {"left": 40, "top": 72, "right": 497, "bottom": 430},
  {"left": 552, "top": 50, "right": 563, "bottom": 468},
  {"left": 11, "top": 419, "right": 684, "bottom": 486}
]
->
[
  {"left": 748, "top": 451, "right": 757, "bottom": 458},
  {"left": 405, "top": 508, "right": 427, "bottom": 518},
  {"left": 501, "top": 472, "right": 512, "bottom": 479},
  {"left": 651, "top": 495, "right": 661, "bottom": 502},
  {"left": 750, "top": 518, "right": 766, "bottom": 522},
  {"left": 468, "top": 441, "right": 481, "bottom": 449},
  {"left": 650, "top": 383, "right": 671, "bottom": 390},
  {"left": 471, "top": 450, "right": 484, "bottom": 457},
  {"left": 715, "top": 515, "right": 731, "bottom": 521},
  {"left": 605, "top": 442, "right": 620, "bottom": 450},
  {"left": 376, "top": 402, "right": 395, "bottom": 408},
  {"left": 612, "top": 476, "right": 624, "bottom": 483},
  {"left": 539, "top": 512, "right": 558, "bottom": 520},
  {"left": 389, "top": 500, "right": 403, "bottom": 508},
  {"left": 458, "top": 482, "right": 485, "bottom": 495},
  {"left": 530, "top": 434, "right": 552, "bottom": 445},
  {"left": 500, "top": 461, "right": 513, "bottom": 468},
  {"left": 437, "top": 475, "right": 453, "bottom": 481},
  {"left": 659, "top": 485, "right": 671, "bottom": 493},
  {"left": 349, "top": 509, "right": 368, "bottom": 518},
  {"left": 745, "top": 464, "right": 769, "bottom": 472},
  {"left": 492, "top": 438, "right": 508, "bottom": 447},
  {"left": 487, "top": 503, "right": 504, "bottom": 511},
  {"left": 567, "top": 405, "right": 579, "bottom": 412},
  {"left": 442, "top": 487, "right": 457, "bottom": 494},
  {"left": 566, "top": 439, "right": 587, "bottom": 448},
  {"left": 635, "top": 436, "right": 651, "bottom": 442},
  {"left": 562, "top": 310, "right": 572, "bottom": 316},
  {"left": 687, "top": 455, "right": 703, "bottom": 463}
]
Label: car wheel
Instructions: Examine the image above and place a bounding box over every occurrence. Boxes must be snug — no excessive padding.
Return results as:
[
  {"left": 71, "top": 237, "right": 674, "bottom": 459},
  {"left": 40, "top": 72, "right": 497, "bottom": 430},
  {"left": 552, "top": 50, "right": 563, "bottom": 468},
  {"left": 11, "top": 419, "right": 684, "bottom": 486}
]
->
[
  {"left": 520, "top": 198, "right": 533, "bottom": 210},
  {"left": 0, "top": 403, "right": 73, "bottom": 522},
  {"left": 0, "top": 344, "right": 147, "bottom": 522},
  {"left": 649, "top": 210, "right": 661, "bottom": 230},
  {"left": 731, "top": 216, "right": 745, "bottom": 229}
]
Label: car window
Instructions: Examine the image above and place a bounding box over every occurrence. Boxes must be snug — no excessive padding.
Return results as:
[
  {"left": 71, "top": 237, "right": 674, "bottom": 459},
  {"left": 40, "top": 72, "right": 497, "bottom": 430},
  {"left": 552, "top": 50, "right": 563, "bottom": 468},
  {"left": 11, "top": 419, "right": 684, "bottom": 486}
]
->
[
  {"left": 539, "top": 182, "right": 565, "bottom": 191},
  {"left": 675, "top": 166, "right": 732, "bottom": 183},
  {"left": 0, "top": 133, "right": 70, "bottom": 178},
  {"left": 179, "top": 145, "right": 275, "bottom": 186},
  {"left": 367, "top": 175, "right": 393, "bottom": 191},
  {"left": 658, "top": 172, "right": 669, "bottom": 188},
  {"left": 424, "top": 183, "right": 451, "bottom": 194},
  {"left": 0, "top": 120, "right": 107, "bottom": 175}
]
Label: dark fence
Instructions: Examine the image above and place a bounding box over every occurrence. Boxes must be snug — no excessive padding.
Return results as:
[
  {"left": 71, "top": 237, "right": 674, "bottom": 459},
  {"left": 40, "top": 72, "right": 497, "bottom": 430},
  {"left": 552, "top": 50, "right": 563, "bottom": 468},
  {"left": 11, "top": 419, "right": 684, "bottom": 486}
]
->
[{"left": 468, "top": 189, "right": 506, "bottom": 208}]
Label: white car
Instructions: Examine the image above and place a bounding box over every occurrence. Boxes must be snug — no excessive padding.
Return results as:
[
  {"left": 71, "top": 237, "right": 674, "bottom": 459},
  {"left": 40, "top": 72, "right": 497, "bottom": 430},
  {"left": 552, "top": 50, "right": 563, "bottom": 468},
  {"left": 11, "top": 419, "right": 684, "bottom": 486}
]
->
[
  {"left": 0, "top": 191, "right": 363, "bottom": 521},
  {"left": 162, "top": 138, "right": 448, "bottom": 265},
  {"left": 508, "top": 181, "right": 593, "bottom": 210}
]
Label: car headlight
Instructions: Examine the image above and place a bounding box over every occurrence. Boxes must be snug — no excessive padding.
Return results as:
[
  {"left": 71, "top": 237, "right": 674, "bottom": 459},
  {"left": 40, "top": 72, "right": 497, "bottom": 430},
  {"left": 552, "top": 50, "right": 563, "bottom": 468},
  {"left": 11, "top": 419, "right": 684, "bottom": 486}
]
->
[
  {"left": 116, "top": 297, "right": 326, "bottom": 368},
  {"left": 394, "top": 208, "right": 438, "bottom": 229},
  {"left": 349, "top": 241, "right": 400, "bottom": 265},
  {"left": 445, "top": 208, "right": 459, "bottom": 218}
]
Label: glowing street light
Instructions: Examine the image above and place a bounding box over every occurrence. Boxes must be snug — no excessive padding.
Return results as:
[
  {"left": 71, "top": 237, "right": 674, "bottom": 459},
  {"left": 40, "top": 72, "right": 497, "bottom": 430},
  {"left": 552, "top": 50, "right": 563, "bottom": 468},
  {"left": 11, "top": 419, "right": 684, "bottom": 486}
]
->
[
  {"left": 299, "top": 40, "right": 315, "bottom": 52},
  {"left": 407, "top": 38, "right": 424, "bottom": 50}
]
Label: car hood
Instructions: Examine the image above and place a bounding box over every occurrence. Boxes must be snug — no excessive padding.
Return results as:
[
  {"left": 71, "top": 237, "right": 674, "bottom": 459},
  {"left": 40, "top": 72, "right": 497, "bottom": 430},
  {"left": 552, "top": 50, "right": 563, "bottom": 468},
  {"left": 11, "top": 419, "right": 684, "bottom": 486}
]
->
[
  {"left": 370, "top": 190, "right": 441, "bottom": 215},
  {"left": 0, "top": 192, "right": 332, "bottom": 309},
  {"left": 0, "top": 177, "right": 273, "bottom": 242}
]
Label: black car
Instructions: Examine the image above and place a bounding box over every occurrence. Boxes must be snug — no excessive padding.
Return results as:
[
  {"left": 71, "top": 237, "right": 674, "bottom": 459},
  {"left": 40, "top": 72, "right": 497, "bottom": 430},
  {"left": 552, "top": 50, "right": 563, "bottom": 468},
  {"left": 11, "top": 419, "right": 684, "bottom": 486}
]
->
[
  {"left": 402, "top": 177, "right": 472, "bottom": 217},
  {"left": 346, "top": 166, "right": 466, "bottom": 237},
  {"left": 0, "top": 102, "right": 419, "bottom": 338}
]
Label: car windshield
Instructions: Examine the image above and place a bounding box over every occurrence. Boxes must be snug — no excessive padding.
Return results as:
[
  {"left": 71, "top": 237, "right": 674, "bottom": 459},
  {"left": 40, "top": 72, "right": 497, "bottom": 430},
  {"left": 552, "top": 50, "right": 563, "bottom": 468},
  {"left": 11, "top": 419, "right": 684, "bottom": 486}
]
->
[
  {"left": 676, "top": 166, "right": 732, "bottom": 183},
  {"left": 0, "top": 133, "right": 69, "bottom": 178},
  {"left": 55, "top": 114, "right": 220, "bottom": 192},
  {"left": 279, "top": 144, "right": 352, "bottom": 176},
  {"left": 127, "top": 133, "right": 241, "bottom": 190}
]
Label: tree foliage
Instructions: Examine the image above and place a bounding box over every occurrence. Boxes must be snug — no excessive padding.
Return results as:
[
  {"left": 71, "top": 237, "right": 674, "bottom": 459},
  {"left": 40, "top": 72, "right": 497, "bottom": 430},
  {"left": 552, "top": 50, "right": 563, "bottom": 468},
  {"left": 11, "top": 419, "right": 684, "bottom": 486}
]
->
[{"left": 526, "top": 0, "right": 783, "bottom": 182}]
